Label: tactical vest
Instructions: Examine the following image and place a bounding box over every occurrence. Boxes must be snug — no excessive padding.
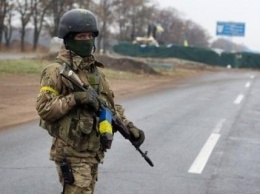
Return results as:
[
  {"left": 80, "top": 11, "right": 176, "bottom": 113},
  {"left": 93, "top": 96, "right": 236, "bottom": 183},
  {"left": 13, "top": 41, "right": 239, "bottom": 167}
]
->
[{"left": 40, "top": 61, "right": 114, "bottom": 152}]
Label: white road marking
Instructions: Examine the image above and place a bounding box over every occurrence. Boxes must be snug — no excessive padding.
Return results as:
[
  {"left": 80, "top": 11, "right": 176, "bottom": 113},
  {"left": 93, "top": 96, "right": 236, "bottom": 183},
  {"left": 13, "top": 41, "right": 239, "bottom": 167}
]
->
[
  {"left": 212, "top": 119, "right": 226, "bottom": 134},
  {"left": 188, "top": 119, "right": 225, "bottom": 174},
  {"left": 188, "top": 133, "right": 220, "bottom": 174},
  {"left": 245, "top": 82, "right": 251, "bottom": 88},
  {"left": 250, "top": 75, "right": 255, "bottom": 79},
  {"left": 234, "top": 94, "right": 244, "bottom": 104}
]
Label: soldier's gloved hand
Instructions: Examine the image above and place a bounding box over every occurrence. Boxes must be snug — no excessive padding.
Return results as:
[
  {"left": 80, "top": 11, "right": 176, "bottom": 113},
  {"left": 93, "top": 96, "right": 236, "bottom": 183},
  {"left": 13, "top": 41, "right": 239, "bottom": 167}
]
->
[
  {"left": 127, "top": 122, "right": 145, "bottom": 148},
  {"left": 73, "top": 91, "right": 99, "bottom": 112}
]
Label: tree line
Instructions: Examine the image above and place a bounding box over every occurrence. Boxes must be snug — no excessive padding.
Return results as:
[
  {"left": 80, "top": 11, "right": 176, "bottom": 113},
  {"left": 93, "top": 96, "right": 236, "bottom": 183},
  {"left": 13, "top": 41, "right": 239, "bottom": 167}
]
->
[{"left": 0, "top": 0, "right": 247, "bottom": 53}]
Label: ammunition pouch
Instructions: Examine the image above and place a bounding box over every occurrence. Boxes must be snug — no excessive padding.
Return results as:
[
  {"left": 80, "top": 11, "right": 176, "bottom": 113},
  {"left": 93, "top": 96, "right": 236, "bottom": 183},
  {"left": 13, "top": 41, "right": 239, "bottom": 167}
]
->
[{"left": 40, "top": 109, "right": 101, "bottom": 152}]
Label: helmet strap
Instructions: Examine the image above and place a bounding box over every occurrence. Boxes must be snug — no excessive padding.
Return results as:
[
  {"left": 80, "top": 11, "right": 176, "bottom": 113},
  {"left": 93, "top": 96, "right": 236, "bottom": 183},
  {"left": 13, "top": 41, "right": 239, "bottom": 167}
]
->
[
  {"left": 68, "top": 50, "right": 77, "bottom": 72},
  {"left": 93, "top": 38, "right": 96, "bottom": 53}
]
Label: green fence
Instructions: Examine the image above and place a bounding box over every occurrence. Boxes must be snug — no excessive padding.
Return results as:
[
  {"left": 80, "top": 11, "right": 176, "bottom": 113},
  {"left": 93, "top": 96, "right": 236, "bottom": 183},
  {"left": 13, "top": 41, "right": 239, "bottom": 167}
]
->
[{"left": 113, "top": 42, "right": 260, "bottom": 69}]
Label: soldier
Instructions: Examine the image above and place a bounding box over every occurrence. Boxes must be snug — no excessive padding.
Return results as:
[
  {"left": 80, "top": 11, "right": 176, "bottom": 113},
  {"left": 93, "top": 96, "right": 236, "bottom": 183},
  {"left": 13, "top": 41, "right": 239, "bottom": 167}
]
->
[{"left": 36, "top": 8, "right": 145, "bottom": 194}]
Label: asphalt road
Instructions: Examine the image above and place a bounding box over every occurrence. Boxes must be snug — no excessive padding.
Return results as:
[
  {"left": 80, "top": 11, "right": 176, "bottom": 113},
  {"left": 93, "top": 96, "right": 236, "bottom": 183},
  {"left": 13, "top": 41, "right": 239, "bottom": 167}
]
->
[{"left": 1, "top": 69, "right": 260, "bottom": 194}]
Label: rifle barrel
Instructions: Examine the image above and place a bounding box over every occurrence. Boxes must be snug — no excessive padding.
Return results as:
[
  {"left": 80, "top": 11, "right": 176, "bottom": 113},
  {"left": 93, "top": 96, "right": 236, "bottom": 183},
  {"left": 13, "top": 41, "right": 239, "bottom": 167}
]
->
[{"left": 136, "top": 147, "right": 154, "bottom": 167}]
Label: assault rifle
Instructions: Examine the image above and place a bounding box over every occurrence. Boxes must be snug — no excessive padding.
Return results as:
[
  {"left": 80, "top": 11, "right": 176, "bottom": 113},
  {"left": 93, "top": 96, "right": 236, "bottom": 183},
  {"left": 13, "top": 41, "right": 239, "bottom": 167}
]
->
[{"left": 60, "top": 64, "right": 154, "bottom": 167}]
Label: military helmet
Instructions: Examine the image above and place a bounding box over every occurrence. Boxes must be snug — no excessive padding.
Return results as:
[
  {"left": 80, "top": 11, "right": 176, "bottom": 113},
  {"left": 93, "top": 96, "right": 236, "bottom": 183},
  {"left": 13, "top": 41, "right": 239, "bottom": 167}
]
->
[{"left": 58, "top": 9, "right": 99, "bottom": 39}]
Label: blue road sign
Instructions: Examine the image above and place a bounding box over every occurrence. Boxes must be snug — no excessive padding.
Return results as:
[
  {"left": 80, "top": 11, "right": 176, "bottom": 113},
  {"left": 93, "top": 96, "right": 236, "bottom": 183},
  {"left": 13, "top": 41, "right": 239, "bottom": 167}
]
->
[{"left": 216, "top": 22, "right": 245, "bottom": 37}]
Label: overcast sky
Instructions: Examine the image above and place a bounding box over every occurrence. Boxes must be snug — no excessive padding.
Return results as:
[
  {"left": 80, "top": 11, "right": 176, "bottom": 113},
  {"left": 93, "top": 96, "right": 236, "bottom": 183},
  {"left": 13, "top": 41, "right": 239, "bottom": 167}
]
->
[{"left": 152, "top": 0, "right": 260, "bottom": 52}]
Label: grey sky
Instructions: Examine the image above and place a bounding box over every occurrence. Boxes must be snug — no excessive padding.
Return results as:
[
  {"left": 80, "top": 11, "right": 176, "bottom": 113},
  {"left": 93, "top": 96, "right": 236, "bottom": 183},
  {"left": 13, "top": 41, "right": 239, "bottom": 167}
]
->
[{"left": 153, "top": 0, "right": 260, "bottom": 52}]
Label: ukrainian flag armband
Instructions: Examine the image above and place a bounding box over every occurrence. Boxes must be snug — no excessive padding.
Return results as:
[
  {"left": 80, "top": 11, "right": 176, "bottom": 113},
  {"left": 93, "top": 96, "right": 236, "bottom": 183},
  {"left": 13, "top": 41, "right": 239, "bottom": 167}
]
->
[
  {"left": 99, "top": 109, "right": 113, "bottom": 134},
  {"left": 40, "top": 86, "right": 59, "bottom": 95},
  {"left": 99, "top": 108, "right": 114, "bottom": 149}
]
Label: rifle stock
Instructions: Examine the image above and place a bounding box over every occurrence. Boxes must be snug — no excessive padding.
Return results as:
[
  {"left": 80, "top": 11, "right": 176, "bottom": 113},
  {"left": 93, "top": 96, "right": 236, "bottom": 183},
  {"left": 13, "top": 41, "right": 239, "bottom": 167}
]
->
[{"left": 60, "top": 64, "right": 154, "bottom": 167}]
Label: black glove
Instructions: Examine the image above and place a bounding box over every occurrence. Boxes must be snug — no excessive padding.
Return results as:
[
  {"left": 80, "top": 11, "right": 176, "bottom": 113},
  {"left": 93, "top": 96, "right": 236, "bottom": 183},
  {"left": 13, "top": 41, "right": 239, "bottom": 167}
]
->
[
  {"left": 73, "top": 90, "right": 99, "bottom": 112},
  {"left": 127, "top": 122, "right": 145, "bottom": 148},
  {"left": 100, "top": 133, "right": 113, "bottom": 150}
]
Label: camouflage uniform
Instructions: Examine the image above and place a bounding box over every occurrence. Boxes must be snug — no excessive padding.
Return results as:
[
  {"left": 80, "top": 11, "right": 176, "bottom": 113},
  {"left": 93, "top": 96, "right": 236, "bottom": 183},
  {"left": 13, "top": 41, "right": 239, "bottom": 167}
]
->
[{"left": 36, "top": 45, "right": 131, "bottom": 194}]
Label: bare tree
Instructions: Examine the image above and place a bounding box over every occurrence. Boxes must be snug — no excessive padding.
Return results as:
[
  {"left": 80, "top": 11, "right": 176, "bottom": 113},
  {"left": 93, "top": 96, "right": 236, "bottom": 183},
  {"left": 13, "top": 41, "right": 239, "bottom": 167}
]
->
[
  {"left": 15, "top": 0, "right": 32, "bottom": 52},
  {"left": 155, "top": 8, "right": 184, "bottom": 45},
  {"left": 183, "top": 20, "right": 210, "bottom": 48},
  {"left": 113, "top": 0, "right": 154, "bottom": 41},
  {"left": 77, "top": 0, "right": 93, "bottom": 8},
  {"left": 3, "top": 2, "right": 15, "bottom": 48},
  {"left": 113, "top": 0, "right": 131, "bottom": 41},
  {"left": 50, "top": 0, "right": 65, "bottom": 37},
  {"left": 95, "top": 0, "right": 117, "bottom": 53},
  {"left": 128, "top": 0, "right": 146, "bottom": 40},
  {"left": 0, "top": 0, "right": 8, "bottom": 50},
  {"left": 31, "top": 0, "right": 52, "bottom": 51},
  {"left": 134, "top": 3, "right": 155, "bottom": 38}
]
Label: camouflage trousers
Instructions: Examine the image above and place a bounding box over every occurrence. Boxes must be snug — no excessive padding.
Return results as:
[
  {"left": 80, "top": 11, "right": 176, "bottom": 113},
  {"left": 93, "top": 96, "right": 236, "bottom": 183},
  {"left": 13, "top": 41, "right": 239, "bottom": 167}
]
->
[{"left": 55, "top": 160, "right": 98, "bottom": 194}]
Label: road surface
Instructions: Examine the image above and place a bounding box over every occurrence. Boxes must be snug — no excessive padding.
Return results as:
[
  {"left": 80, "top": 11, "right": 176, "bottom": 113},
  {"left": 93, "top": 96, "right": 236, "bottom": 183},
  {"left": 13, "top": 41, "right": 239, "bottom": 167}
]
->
[{"left": 0, "top": 69, "right": 260, "bottom": 194}]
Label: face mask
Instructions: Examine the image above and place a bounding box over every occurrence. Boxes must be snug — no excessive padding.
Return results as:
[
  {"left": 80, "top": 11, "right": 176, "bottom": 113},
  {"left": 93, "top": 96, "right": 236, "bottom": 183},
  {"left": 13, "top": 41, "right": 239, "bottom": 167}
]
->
[{"left": 66, "top": 39, "right": 94, "bottom": 57}]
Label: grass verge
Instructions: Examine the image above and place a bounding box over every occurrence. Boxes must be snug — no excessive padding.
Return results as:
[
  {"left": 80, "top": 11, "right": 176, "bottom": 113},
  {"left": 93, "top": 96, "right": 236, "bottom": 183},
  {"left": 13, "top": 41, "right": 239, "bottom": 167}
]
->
[
  {"left": 0, "top": 58, "right": 154, "bottom": 80},
  {"left": 0, "top": 59, "right": 48, "bottom": 74}
]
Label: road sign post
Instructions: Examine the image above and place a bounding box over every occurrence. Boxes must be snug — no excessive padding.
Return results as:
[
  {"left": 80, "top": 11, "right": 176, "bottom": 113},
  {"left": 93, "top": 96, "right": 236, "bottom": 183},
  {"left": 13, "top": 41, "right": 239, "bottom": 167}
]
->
[{"left": 216, "top": 21, "right": 246, "bottom": 67}]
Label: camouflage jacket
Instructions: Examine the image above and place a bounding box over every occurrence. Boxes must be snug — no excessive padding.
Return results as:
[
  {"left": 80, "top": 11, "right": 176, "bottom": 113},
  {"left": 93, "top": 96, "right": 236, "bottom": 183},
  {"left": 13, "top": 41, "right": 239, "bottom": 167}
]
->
[{"left": 36, "top": 45, "right": 131, "bottom": 163}]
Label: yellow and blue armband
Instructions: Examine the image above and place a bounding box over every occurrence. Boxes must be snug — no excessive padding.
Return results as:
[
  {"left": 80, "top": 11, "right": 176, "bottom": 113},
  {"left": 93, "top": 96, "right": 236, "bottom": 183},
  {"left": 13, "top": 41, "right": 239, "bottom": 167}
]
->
[{"left": 99, "top": 108, "right": 113, "bottom": 149}]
